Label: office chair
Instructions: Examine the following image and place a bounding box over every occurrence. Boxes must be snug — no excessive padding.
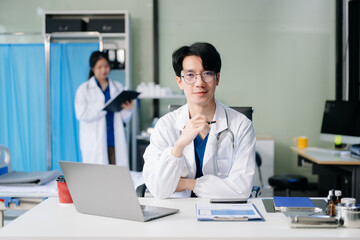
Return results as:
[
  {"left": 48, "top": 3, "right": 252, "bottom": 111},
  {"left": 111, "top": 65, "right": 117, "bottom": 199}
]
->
[
  {"left": 250, "top": 151, "right": 262, "bottom": 198},
  {"left": 255, "top": 152, "right": 264, "bottom": 188},
  {"left": 136, "top": 183, "right": 147, "bottom": 197},
  {"left": 268, "top": 174, "right": 308, "bottom": 197}
]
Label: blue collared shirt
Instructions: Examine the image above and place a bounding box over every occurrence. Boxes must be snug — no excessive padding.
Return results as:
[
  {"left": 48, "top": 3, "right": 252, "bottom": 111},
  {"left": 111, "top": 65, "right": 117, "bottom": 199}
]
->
[
  {"left": 95, "top": 78, "right": 114, "bottom": 147},
  {"left": 194, "top": 133, "right": 209, "bottom": 178}
]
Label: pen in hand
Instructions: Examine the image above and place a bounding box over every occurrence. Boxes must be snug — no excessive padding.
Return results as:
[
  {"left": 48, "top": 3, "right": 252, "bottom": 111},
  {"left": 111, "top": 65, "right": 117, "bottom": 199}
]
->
[{"left": 207, "top": 121, "right": 217, "bottom": 124}]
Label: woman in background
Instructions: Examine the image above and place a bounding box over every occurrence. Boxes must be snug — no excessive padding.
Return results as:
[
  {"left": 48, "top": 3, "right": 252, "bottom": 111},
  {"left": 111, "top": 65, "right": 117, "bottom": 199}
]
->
[{"left": 75, "top": 51, "right": 134, "bottom": 166}]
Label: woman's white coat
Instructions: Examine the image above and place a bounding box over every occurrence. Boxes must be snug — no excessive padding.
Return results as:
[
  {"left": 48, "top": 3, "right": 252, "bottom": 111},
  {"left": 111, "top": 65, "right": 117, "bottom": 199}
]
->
[{"left": 74, "top": 76, "right": 132, "bottom": 166}]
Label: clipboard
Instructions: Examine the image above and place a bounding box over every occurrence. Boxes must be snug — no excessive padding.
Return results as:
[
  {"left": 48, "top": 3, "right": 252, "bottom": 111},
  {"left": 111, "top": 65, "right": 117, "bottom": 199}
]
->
[
  {"left": 196, "top": 203, "right": 264, "bottom": 221},
  {"left": 102, "top": 90, "right": 140, "bottom": 112}
]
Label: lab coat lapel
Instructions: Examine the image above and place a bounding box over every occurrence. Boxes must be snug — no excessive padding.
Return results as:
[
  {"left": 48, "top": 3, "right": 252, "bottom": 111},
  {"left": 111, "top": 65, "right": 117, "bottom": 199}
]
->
[
  {"left": 88, "top": 76, "right": 105, "bottom": 102},
  {"left": 203, "top": 131, "right": 216, "bottom": 170},
  {"left": 203, "top": 101, "right": 227, "bottom": 168},
  {"left": 88, "top": 76, "right": 100, "bottom": 90},
  {"left": 108, "top": 78, "right": 121, "bottom": 97},
  {"left": 175, "top": 104, "right": 196, "bottom": 176}
]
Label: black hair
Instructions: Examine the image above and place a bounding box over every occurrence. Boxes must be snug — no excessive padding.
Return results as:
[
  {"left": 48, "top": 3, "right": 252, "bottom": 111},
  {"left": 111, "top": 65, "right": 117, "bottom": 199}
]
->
[
  {"left": 88, "top": 51, "right": 110, "bottom": 79},
  {"left": 172, "top": 42, "right": 221, "bottom": 77}
]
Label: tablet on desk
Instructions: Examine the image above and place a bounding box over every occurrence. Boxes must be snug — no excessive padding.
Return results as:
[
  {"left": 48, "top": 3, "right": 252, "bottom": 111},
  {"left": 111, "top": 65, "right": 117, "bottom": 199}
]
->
[{"left": 210, "top": 198, "right": 248, "bottom": 204}]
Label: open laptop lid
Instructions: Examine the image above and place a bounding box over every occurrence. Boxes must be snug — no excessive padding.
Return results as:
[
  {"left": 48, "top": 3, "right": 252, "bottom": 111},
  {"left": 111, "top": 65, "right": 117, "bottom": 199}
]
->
[{"left": 60, "top": 161, "right": 145, "bottom": 221}]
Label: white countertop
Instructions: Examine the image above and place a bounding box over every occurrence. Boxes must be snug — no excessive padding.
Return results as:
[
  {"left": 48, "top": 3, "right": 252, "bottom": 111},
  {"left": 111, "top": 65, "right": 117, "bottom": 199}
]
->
[{"left": 1, "top": 197, "right": 359, "bottom": 239}]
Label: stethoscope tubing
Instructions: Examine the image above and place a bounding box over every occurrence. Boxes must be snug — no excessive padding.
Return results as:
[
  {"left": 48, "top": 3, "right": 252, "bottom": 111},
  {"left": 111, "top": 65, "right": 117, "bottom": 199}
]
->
[{"left": 215, "top": 110, "right": 235, "bottom": 177}]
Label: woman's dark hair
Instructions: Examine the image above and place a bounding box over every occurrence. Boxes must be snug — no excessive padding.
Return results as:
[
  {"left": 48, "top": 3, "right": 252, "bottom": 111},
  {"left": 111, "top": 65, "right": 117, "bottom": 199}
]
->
[
  {"left": 172, "top": 42, "right": 221, "bottom": 77},
  {"left": 88, "top": 51, "right": 110, "bottom": 79}
]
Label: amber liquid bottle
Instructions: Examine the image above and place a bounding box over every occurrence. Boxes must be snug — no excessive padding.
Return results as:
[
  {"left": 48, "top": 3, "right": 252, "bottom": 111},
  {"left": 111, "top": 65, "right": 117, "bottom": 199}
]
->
[{"left": 329, "top": 195, "right": 337, "bottom": 217}]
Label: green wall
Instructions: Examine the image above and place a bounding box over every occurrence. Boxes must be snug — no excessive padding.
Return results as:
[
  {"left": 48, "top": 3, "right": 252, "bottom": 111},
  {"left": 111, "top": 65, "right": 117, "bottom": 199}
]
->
[
  {"left": 1, "top": 0, "right": 336, "bottom": 181},
  {"left": 158, "top": 0, "right": 336, "bottom": 182}
]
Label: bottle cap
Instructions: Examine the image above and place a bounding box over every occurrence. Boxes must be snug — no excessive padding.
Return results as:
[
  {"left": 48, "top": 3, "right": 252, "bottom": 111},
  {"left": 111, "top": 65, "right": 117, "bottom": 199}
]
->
[
  {"left": 335, "top": 135, "right": 342, "bottom": 145},
  {"left": 329, "top": 190, "right": 334, "bottom": 196},
  {"left": 341, "top": 198, "right": 356, "bottom": 204},
  {"left": 335, "top": 190, "right": 342, "bottom": 196}
]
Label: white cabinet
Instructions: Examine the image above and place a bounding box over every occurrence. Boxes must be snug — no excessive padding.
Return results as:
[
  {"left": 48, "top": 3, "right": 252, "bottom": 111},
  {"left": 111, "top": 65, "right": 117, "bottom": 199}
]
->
[{"left": 255, "top": 136, "right": 274, "bottom": 197}]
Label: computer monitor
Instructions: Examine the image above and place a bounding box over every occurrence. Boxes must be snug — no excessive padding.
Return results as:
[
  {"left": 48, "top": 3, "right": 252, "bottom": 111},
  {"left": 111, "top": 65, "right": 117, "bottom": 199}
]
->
[{"left": 320, "top": 100, "right": 360, "bottom": 145}]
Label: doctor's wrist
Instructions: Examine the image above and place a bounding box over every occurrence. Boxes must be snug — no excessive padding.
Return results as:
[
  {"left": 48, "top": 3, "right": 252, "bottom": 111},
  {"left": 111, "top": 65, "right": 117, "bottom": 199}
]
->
[
  {"left": 185, "top": 178, "right": 196, "bottom": 191},
  {"left": 171, "top": 143, "right": 185, "bottom": 158}
]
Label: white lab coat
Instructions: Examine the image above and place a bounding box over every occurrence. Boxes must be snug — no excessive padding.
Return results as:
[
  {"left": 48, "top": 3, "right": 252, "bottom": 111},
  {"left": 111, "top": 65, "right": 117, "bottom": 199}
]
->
[
  {"left": 143, "top": 101, "right": 256, "bottom": 199},
  {"left": 74, "top": 76, "right": 132, "bottom": 166}
]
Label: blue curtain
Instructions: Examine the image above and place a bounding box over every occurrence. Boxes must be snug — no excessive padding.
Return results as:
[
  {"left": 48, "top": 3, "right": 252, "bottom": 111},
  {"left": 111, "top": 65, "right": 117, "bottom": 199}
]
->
[
  {"left": 50, "top": 43, "right": 99, "bottom": 170},
  {"left": 0, "top": 44, "right": 47, "bottom": 171},
  {"left": 0, "top": 43, "right": 98, "bottom": 172}
]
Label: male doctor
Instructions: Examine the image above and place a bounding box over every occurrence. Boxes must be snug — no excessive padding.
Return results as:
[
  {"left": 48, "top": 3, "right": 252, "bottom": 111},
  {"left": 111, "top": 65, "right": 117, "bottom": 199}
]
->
[{"left": 143, "top": 42, "right": 256, "bottom": 199}]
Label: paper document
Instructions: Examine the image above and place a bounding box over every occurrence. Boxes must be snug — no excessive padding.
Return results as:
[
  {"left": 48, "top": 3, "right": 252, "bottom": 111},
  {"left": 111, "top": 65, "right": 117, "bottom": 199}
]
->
[{"left": 196, "top": 203, "right": 264, "bottom": 221}]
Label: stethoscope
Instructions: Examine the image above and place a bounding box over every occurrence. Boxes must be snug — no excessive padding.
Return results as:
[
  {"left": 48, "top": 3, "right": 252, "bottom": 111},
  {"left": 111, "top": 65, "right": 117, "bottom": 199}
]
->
[{"left": 214, "top": 110, "right": 235, "bottom": 178}]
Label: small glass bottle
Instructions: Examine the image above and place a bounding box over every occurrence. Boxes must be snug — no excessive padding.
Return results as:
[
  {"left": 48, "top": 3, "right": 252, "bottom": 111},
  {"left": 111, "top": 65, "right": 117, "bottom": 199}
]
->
[
  {"left": 329, "top": 195, "right": 337, "bottom": 217},
  {"left": 325, "top": 195, "right": 331, "bottom": 215},
  {"left": 325, "top": 190, "right": 334, "bottom": 215},
  {"left": 335, "top": 190, "right": 342, "bottom": 204}
]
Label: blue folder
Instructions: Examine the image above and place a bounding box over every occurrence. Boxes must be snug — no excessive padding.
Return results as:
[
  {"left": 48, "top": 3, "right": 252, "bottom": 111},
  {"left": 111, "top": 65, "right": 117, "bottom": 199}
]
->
[{"left": 273, "top": 196, "right": 315, "bottom": 211}]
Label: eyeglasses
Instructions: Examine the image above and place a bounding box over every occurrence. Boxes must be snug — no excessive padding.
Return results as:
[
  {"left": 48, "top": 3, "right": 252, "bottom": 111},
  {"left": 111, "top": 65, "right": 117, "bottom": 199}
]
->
[{"left": 181, "top": 71, "right": 216, "bottom": 85}]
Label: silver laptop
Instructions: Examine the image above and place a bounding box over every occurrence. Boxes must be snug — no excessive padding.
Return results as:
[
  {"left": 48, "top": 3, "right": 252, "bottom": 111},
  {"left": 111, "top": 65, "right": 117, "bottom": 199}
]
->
[{"left": 60, "top": 161, "right": 179, "bottom": 222}]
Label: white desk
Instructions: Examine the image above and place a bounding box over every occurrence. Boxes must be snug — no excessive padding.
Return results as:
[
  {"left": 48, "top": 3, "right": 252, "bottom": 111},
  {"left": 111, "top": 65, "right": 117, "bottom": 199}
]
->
[
  {"left": 0, "top": 171, "right": 144, "bottom": 228},
  {"left": 0, "top": 197, "right": 359, "bottom": 239},
  {"left": 0, "top": 179, "right": 58, "bottom": 227}
]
